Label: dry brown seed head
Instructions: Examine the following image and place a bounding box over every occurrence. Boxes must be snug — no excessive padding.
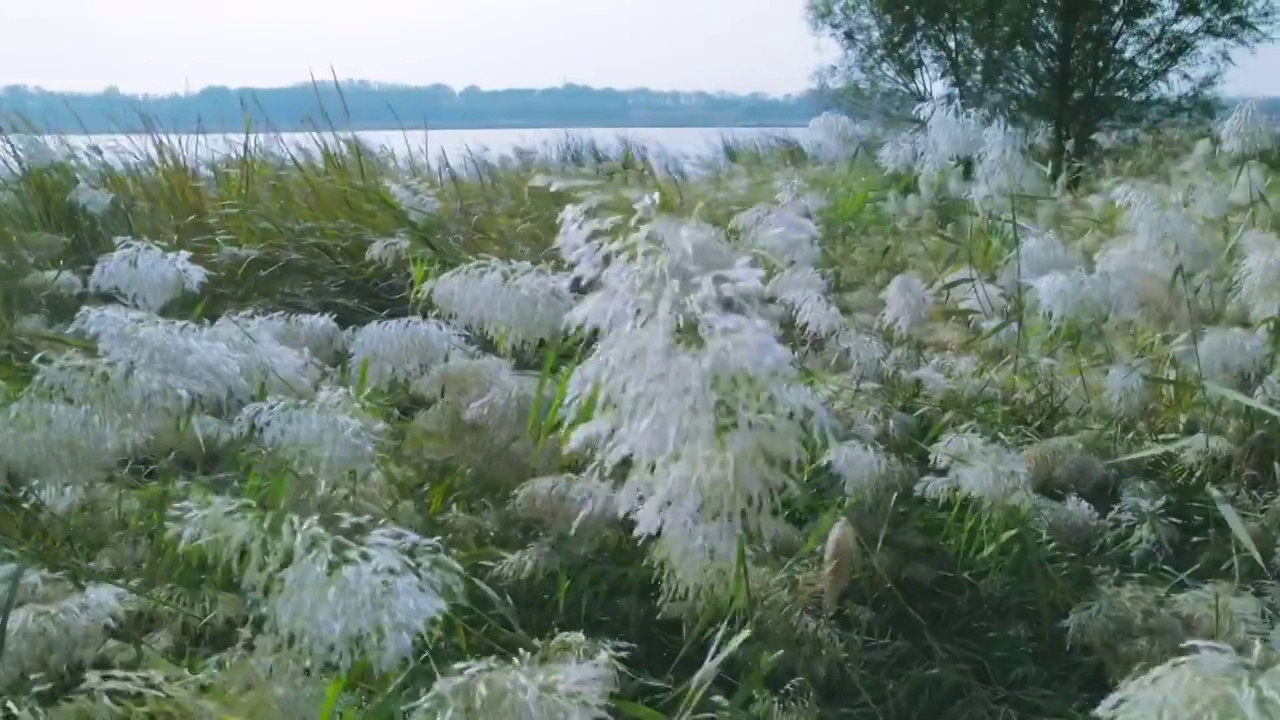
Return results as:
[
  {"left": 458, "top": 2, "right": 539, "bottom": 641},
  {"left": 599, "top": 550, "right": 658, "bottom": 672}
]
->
[{"left": 822, "top": 517, "right": 861, "bottom": 615}]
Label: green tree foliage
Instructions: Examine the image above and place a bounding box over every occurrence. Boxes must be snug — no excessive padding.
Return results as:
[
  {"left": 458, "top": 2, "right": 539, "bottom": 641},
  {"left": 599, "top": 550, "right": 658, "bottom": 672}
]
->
[
  {"left": 809, "top": 0, "right": 1276, "bottom": 177},
  {"left": 0, "top": 82, "right": 824, "bottom": 135}
]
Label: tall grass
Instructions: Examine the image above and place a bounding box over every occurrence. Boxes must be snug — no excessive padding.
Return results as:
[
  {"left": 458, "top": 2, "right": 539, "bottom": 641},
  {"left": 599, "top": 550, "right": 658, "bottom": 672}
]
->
[{"left": 0, "top": 101, "right": 1277, "bottom": 720}]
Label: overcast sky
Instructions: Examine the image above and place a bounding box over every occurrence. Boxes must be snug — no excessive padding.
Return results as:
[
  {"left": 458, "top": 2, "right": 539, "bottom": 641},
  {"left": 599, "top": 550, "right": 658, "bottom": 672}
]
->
[{"left": 2, "top": 0, "right": 1277, "bottom": 96}]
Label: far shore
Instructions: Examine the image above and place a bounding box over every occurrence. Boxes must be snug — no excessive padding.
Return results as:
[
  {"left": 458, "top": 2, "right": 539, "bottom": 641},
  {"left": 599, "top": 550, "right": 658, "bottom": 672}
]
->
[{"left": 22, "top": 119, "right": 815, "bottom": 138}]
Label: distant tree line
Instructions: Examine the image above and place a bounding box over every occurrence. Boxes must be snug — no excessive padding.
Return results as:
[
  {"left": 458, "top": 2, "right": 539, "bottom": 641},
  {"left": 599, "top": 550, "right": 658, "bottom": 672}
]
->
[{"left": 0, "top": 81, "right": 828, "bottom": 135}]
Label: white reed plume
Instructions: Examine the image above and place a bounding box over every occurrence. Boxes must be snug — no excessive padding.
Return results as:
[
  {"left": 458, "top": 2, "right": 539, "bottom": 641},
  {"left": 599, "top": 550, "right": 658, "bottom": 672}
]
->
[
  {"left": 406, "top": 632, "right": 625, "bottom": 719},
  {"left": 347, "top": 317, "right": 475, "bottom": 391},
  {"left": 88, "top": 237, "right": 209, "bottom": 313},
  {"left": 554, "top": 201, "right": 831, "bottom": 603},
  {"left": 427, "top": 259, "right": 575, "bottom": 351},
  {"left": 168, "top": 498, "right": 462, "bottom": 676}
]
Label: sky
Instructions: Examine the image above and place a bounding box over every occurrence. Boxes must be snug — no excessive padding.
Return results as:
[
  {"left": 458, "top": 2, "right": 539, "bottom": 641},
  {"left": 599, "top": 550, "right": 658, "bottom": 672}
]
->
[{"left": 1, "top": 0, "right": 1278, "bottom": 97}]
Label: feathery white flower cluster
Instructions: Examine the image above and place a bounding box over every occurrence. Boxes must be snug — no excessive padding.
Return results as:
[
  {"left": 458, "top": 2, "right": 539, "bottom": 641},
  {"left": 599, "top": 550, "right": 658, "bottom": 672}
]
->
[
  {"left": 225, "top": 310, "right": 347, "bottom": 365},
  {"left": 912, "top": 99, "right": 985, "bottom": 175},
  {"left": 1000, "top": 229, "right": 1090, "bottom": 327},
  {"left": 413, "top": 355, "right": 540, "bottom": 443},
  {"left": 731, "top": 203, "right": 854, "bottom": 339},
  {"left": 71, "top": 305, "right": 327, "bottom": 411},
  {"left": 879, "top": 273, "right": 933, "bottom": 336},
  {"left": 1184, "top": 326, "right": 1270, "bottom": 387},
  {"left": 88, "top": 237, "right": 209, "bottom": 313},
  {"left": 513, "top": 473, "right": 620, "bottom": 533},
  {"left": 1234, "top": 229, "right": 1280, "bottom": 322},
  {"left": 169, "top": 498, "right": 462, "bottom": 675},
  {"left": 824, "top": 439, "right": 901, "bottom": 499},
  {"left": 366, "top": 235, "right": 411, "bottom": 268},
  {"left": 917, "top": 431, "right": 1034, "bottom": 506},
  {"left": 0, "top": 302, "right": 348, "bottom": 508},
  {"left": 1066, "top": 578, "right": 1274, "bottom": 691},
  {"left": 406, "top": 633, "right": 625, "bottom": 719},
  {"left": 733, "top": 203, "right": 823, "bottom": 268},
  {"left": 553, "top": 197, "right": 833, "bottom": 602},
  {"left": 1114, "top": 187, "right": 1218, "bottom": 275},
  {"left": 0, "top": 564, "right": 132, "bottom": 689},
  {"left": 348, "top": 317, "right": 474, "bottom": 391},
  {"left": 67, "top": 180, "right": 114, "bottom": 216},
  {"left": 1104, "top": 362, "right": 1149, "bottom": 417},
  {"left": 906, "top": 353, "right": 988, "bottom": 398},
  {"left": 1097, "top": 641, "right": 1280, "bottom": 720},
  {"left": 921, "top": 179, "right": 1243, "bottom": 334},
  {"left": 1218, "top": 100, "right": 1276, "bottom": 158},
  {"left": 235, "top": 386, "right": 386, "bottom": 490},
  {"left": 386, "top": 180, "right": 441, "bottom": 223},
  {"left": 806, "top": 112, "right": 862, "bottom": 163},
  {"left": 21, "top": 269, "right": 83, "bottom": 297},
  {"left": 968, "top": 119, "right": 1043, "bottom": 212},
  {"left": 999, "top": 227, "right": 1083, "bottom": 288},
  {"left": 874, "top": 99, "right": 1045, "bottom": 216},
  {"left": 427, "top": 259, "right": 575, "bottom": 351}
]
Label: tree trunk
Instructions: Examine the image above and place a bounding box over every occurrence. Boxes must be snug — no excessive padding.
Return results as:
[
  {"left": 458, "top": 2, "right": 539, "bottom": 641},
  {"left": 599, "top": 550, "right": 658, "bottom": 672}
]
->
[{"left": 1049, "top": 0, "right": 1081, "bottom": 186}]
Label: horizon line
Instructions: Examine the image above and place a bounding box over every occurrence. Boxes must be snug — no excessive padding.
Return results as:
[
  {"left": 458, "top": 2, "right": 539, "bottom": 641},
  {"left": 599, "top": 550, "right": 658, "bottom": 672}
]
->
[
  {"left": 5, "top": 80, "right": 1278, "bottom": 104},
  {"left": 1, "top": 79, "right": 820, "bottom": 100}
]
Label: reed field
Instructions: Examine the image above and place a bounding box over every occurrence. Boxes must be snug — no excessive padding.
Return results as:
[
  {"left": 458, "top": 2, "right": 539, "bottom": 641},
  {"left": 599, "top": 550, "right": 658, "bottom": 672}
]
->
[{"left": 0, "top": 102, "right": 1278, "bottom": 719}]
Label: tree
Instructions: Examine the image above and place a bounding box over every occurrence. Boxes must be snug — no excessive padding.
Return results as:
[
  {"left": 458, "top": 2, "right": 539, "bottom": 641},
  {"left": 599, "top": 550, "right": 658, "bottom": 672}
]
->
[{"left": 810, "top": 0, "right": 1276, "bottom": 179}]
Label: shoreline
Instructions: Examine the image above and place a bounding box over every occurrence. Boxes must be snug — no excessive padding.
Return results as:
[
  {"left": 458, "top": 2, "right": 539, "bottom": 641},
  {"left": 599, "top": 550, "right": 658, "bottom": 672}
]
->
[
  {"left": 29, "top": 120, "right": 814, "bottom": 138},
  {"left": 17, "top": 119, "right": 808, "bottom": 137}
]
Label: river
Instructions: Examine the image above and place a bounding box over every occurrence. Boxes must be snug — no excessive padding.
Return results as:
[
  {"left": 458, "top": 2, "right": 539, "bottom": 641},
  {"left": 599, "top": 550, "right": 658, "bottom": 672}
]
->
[{"left": 39, "top": 126, "right": 813, "bottom": 165}]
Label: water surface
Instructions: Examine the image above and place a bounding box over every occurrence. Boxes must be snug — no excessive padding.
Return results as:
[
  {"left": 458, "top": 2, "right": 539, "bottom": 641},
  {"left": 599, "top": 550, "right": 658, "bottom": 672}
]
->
[{"left": 48, "top": 126, "right": 812, "bottom": 164}]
